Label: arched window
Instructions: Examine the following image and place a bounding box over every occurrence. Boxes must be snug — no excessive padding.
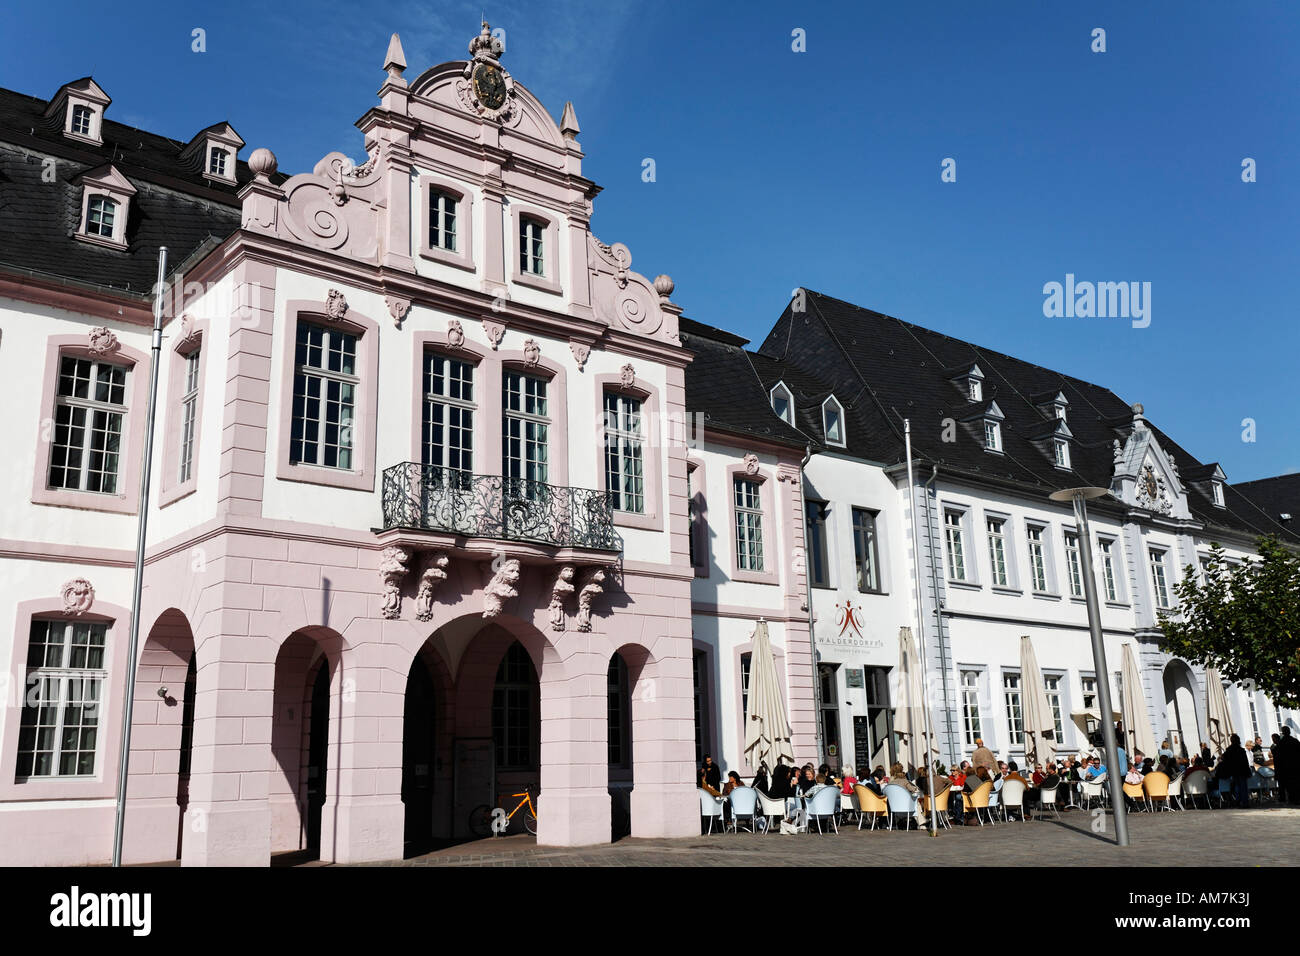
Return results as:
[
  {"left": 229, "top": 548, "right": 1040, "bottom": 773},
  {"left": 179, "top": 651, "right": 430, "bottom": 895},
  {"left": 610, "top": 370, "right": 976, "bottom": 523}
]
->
[{"left": 492, "top": 642, "right": 538, "bottom": 771}]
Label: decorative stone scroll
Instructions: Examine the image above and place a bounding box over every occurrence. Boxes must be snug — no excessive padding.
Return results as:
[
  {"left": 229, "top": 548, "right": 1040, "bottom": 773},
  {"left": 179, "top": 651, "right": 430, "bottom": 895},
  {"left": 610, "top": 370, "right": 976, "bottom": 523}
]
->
[
  {"left": 548, "top": 565, "right": 576, "bottom": 632},
  {"left": 483, "top": 557, "right": 521, "bottom": 618},
  {"left": 87, "top": 327, "right": 119, "bottom": 356},
  {"left": 378, "top": 546, "right": 411, "bottom": 620},
  {"left": 415, "top": 552, "right": 450, "bottom": 622},
  {"left": 385, "top": 296, "right": 411, "bottom": 329},
  {"left": 575, "top": 567, "right": 606, "bottom": 633},
  {"left": 325, "top": 289, "right": 349, "bottom": 321},
  {"left": 61, "top": 577, "right": 95, "bottom": 616}
]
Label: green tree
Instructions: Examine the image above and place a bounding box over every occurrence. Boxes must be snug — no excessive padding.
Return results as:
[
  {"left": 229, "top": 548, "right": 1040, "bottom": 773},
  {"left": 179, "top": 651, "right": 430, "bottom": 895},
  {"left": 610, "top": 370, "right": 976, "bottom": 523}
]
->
[{"left": 1157, "top": 537, "right": 1300, "bottom": 708}]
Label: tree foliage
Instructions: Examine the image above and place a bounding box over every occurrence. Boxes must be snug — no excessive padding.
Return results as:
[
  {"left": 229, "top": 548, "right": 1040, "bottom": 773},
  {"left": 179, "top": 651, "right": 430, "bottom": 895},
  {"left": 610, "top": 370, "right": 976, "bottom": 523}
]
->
[{"left": 1157, "top": 537, "right": 1300, "bottom": 708}]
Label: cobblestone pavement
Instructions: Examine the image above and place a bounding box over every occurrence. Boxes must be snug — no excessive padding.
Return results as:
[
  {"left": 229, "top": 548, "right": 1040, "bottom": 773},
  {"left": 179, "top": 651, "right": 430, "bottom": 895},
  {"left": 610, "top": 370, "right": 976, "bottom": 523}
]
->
[{"left": 354, "top": 805, "right": 1300, "bottom": 867}]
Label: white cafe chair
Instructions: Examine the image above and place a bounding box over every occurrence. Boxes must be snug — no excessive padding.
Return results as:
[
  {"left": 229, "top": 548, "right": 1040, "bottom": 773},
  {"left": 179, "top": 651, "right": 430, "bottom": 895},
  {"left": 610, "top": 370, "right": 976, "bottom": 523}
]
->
[
  {"left": 806, "top": 785, "right": 840, "bottom": 834},
  {"left": 754, "top": 789, "right": 785, "bottom": 834},
  {"left": 883, "top": 784, "right": 917, "bottom": 830},
  {"left": 699, "top": 789, "right": 724, "bottom": 835}
]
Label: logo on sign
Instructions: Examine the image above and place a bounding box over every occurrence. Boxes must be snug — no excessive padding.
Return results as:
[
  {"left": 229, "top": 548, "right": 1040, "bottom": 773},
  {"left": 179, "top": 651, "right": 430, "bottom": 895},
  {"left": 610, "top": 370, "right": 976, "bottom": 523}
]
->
[{"left": 835, "top": 601, "right": 865, "bottom": 638}]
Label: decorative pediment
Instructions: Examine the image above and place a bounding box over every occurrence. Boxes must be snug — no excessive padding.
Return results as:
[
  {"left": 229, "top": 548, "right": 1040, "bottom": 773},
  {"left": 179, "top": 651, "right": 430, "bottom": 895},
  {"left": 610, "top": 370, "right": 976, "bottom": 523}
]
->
[
  {"left": 75, "top": 163, "right": 137, "bottom": 197},
  {"left": 1110, "top": 406, "right": 1191, "bottom": 518}
]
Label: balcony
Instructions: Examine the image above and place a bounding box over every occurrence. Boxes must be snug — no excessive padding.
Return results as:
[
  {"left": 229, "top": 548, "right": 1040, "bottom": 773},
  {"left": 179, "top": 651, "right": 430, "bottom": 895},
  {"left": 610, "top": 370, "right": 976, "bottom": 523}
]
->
[{"left": 379, "top": 463, "right": 624, "bottom": 553}]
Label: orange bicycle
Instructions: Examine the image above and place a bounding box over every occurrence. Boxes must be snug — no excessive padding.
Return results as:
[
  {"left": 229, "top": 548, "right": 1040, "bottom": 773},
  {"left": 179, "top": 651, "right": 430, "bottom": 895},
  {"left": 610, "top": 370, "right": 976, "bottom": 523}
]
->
[{"left": 469, "top": 785, "right": 538, "bottom": 836}]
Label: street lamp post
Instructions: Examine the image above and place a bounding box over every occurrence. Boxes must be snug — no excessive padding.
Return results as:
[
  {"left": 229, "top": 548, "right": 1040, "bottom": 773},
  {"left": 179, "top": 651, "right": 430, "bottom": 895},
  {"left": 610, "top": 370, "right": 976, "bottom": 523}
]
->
[{"left": 1049, "top": 486, "right": 1129, "bottom": 847}]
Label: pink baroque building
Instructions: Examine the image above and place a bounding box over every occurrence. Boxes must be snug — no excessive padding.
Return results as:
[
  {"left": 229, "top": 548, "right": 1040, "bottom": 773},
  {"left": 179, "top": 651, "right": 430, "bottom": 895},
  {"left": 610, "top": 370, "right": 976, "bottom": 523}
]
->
[{"left": 0, "top": 26, "right": 709, "bottom": 865}]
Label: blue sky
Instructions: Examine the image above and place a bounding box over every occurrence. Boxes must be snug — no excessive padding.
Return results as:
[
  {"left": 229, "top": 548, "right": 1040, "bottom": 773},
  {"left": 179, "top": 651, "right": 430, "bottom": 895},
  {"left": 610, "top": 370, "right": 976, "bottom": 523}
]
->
[{"left": 6, "top": 0, "right": 1297, "bottom": 481}]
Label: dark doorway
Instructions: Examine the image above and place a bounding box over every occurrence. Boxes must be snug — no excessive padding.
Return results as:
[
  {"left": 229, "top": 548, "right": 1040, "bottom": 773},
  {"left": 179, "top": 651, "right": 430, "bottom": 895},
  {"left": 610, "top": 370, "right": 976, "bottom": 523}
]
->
[
  {"left": 305, "top": 664, "right": 330, "bottom": 856},
  {"left": 175, "top": 655, "right": 197, "bottom": 859},
  {"left": 403, "top": 657, "right": 437, "bottom": 855},
  {"left": 608, "top": 654, "right": 632, "bottom": 840}
]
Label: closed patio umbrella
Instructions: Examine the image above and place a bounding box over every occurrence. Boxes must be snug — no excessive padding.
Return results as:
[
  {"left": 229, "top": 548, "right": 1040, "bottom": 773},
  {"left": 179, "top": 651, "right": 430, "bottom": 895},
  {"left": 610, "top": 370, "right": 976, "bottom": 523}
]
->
[
  {"left": 1019, "top": 635, "right": 1057, "bottom": 767},
  {"left": 893, "top": 626, "right": 935, "bottom": 773},
  {"left": 1070, "top": 703, "right": 1120, "bottom": 745},
  {"left": 744, "top": 620, "right": 794, "bottom": 774},
  {"left": 1120, "top": 644, "right": 1159, "bottom": 761},
  {"left": 1204, "top": 666, "right": 1234, "bottom": 759}
]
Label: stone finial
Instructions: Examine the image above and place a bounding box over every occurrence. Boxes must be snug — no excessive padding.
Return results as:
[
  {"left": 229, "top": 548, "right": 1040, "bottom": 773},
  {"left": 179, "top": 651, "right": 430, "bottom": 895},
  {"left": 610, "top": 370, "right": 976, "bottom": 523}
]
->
[
  {"left": 248, "top": 147, "right": 278, "bottom": 182},
  {"left": 653, "top": 274, "right": 675, "bottom": 299},
  {"left": 1113, "top": 438, "right": 1124, "bottom": 465},
  {"left": 560, "top": 101, "right": 580, "bottom": 142},
  {"left": 469, "top": 20, "right": 504, "bottom": 60},
  {"left": 384, "top": 33, "right": 408, "bottom": 81},
  {"left": 1132, "top": 402, "right": 1144, "bottom": 417}
]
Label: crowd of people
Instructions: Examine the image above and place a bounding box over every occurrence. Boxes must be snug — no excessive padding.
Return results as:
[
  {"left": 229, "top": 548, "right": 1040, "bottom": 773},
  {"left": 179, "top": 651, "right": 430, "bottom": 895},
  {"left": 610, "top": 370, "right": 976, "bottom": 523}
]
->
[{"left": 696, "top": 725, "right": 1299, "bottom": 832}]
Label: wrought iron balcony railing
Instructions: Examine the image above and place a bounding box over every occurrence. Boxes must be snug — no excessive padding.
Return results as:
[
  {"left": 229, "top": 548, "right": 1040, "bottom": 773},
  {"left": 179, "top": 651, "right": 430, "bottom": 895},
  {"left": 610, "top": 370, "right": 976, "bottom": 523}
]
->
[{"left": 380, "top": 463, "right": 624, "bottom": 552}]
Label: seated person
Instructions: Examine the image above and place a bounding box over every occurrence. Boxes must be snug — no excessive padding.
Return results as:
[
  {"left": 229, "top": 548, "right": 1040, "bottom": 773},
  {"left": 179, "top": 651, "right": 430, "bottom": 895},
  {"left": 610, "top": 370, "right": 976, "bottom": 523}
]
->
[
  {"left": 1003, "top": 761, "right": 1029, "bottom": 786},
  {"left": 862, "top": 768, "right": 887, "bottom": 797},
  {"left": 839, "top": 765, "right": 859, "bottom": 795}
]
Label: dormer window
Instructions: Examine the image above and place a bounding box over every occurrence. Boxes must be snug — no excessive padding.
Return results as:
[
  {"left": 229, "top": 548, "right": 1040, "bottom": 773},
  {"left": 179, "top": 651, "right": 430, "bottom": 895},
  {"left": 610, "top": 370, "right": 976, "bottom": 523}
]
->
[
  {"left": 86, "top": 196, "right": 117, "bottom": 238},
  {"left": 208, "top": 147, "right": 228, "bottom": 177},
  {"left": 947, "top": 362, "right": 984, "bottom": 403},
  {"left": 1054, "top": 437, "right": 1070, "bottom": 469},
  {"left": 968, "top": 379, "right": 982, "bottom": 402},
  {"left": 822, "top": 396, "right": 846, "bottom": 447},
  {"left": 770, "top": 382, "right": 793, "bottom": 425},
  {"left": 1211, "top": 481, "right": 1224, "bottom": 508},
  {"left": 71, "top": 105, "right": 93, "bottom": 137},
  {"left": 75, "top": 164, "right": 135, "bottom": 249},
  {"left": 984, "top": 421, "right": 1001, "bottom": 452}
]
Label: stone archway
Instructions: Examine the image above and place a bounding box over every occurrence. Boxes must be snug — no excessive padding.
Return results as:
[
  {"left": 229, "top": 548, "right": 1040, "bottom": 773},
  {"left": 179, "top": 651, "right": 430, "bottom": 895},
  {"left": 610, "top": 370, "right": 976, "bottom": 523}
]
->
[{"left": 1163, "top": 659, "right": 1201, "bottom": 759}]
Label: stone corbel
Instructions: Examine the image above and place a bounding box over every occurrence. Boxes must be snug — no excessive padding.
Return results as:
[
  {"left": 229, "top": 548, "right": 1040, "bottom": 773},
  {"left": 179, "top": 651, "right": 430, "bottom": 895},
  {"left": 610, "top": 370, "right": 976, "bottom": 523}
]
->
[
  {"left": 415, "top": 552, "right": 450, "bottom": 622},
  {"left": 379, "top": 546, "right": 411, "bottom": 620},
  {"left": 575, "top": 567, "right": 607, "bottom": 632},
  {"left": 569, "top": 339, "right": 591, "bottom": 371},
  {"left": 483, "top": 318, "right": 506, "bottom": 350},
  {"left": 385, "top": 296, "right": 411, "bottom": 329},
  {"left": 548, "top": 565, "right": 576, "bottom": 632},
  {"left": 483, "top": 556, "right": 521, "bottom": 618}
]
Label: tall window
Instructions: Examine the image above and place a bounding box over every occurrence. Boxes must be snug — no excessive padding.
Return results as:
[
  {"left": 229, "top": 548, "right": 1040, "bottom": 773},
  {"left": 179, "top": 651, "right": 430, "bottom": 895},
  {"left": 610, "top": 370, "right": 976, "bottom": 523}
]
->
[
  {"left": 740, "top": 652, "right": 753, "bottom": 719},
  {"left": 1044, "top": 674, "right": 1065, "bottom": 741},
  {"left": 986, "top": 517, "right": 1008, "bottom": 587},
  {"left": 208, "top": 147, "right": 227, "bottom": 177},
  {"left": 983, "top": 421, "right": 1001, "bottom": 451},
  {"left": 823, "top": 400, "right": 844, "bottom": 445},
  {"left": 1003, "top": 672, "right": 1023, "bottom": 745},
  {"left": 18, "top": 620, "right": 108, "bottom": 777},
  {"left": 961, "top": 669, "right": 982, "bottom": 747},
  {"left": 429, "top": 189, "right": 458, "bottom": 252},
  {"left": 291, "top": 323, "right": 357, "bottom": 469},
  {"left": 734, "top": 478, "right": 764, "bottom": 572},
  {"left": 519, "top": 216, "right": 545, "bottom": 275},
  {"left": 1063, "top": 531, "right": 1084, "bottom": 597},
  {"left": 692, "top": 651, "right": 707, "bottom": 765},
  {"left": 603, "top": 391, "right": 644, "bottom": 513},
  {"left": 178, "top": 349, "right": 200, "bottom": 484},
  {"left": 1246, "top": 693, "right": 1259, "bottom": 739},
  {"left": 852, "top": 507, "right": 881, "bottom": 592},
  {"left": 1027, "top": 525, "right": 1049, "bottom": 592},
  {"left": 49, "top": 355, "right": 127, "bottom": 494},
  {"left": 607, "top": 656, "right": 630, "bottom": 768},
  {"left": 502, "top": 371, "right": 548, "bottom": 491},
  {"left": 806, "top": 500, "right": 830, "bottom": 587},
  {"left": 71, "top": 104, "right": 92, "bottom": 136},
  {"left": 1149, "top": 548, "right": 1170, "bottom": 608},
  {"left": 771, "top": 384, "right": 792, "bottom": 423},
  {"left": 968, "top": 379, "right": 982, "bottom": 401},
  {"left": 1054, "top": 438, "right": 1070, "bottom": 468},
  {"left": 1081, "top": 675, "right": 1097, "bottom": 711},
  {"left": 687, "top": 466, "right": 700, "bottom": 568},
  {"left": 1100, "top": 538, "right": 1119, "bottom": 602},
  {"left": 492, "top": 643, "right": 537, "bottom": 771},
  {"left": 422, "top": 353, "right": 474, "bottom": 485},
  {"left": 819, "top": 664, "right": 841, "bottom": 762},
  {"left": 945, "top": 510, "right": 967, "bottom": 581},
  {"left": 86, "top": 196, "right": 117, "bottom": 239}
]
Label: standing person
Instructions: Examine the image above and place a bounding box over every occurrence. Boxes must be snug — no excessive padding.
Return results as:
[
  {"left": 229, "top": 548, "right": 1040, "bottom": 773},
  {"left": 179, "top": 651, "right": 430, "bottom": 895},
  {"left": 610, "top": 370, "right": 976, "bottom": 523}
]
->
[
  {"left": 1252, "top": 737, "right": 1266, "bottom": 766},
  {"left": 1217, "top": 734, "right": 1252, "bottom": 808},
  {"left": 971, "top": 738, "right": 996, "bottom": 779},
  {"left": 1274, "top": 727, "right": 1299, "bottom": 805}
]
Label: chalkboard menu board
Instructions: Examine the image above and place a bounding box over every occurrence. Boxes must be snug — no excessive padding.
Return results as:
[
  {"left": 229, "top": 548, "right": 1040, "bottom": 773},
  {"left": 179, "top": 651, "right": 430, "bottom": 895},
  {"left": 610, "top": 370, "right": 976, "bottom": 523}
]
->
[{"left": 853, "top": 716, "right": 872, "bottom": 774}]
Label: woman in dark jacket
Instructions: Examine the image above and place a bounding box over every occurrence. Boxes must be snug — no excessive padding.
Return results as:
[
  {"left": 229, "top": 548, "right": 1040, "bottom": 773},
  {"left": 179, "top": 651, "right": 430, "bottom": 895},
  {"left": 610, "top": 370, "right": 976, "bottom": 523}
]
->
[{"left": 768, "top": 764, "right": 793, "bottom": 798}]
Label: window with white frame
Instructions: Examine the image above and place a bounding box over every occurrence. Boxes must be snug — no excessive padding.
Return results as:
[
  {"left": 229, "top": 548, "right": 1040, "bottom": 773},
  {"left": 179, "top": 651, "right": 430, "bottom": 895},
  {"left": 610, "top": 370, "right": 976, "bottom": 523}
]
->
[
  {"left": 18, "top": 619, "right": 108, "bottom": 777},
  {"left": 968, "top": 379, "right": 982, "bottom": 401},
  {"left": 1081, "top": 675, "right": 1097, "bottom": 711},
  {"left": 961, "top": 669, "right": 982, "bottom": 747},
  {"left": 422, "top": 352, "right": 475, "bottom": 486},
  {"left": 177, "top": 349, "right": 200, "bottom": 484},
  {"left": 48, "top": 355, "right": 128, "bottom": 494},
  {"left": 805, "top": 499, "right": 830, "bottom": 587},
  {"left": 986, "top": 516, "right": 1009, "bottom": 586},
  {"left": 603, "top": 390, "right": 644, "bottom": 513},
  {"left": 1044, "top": 673, "right": 1065, "bottom": 741},
  {"left": 1063, "top": 531, "right": 1084, "bottom": 597},
  {"left": 740, "top": 652, "right": 753, "bottom": 720},
  {"left": 1054, "top": 438, "right": 1070, "bottom": 468},
  {"left": 1027, "top": 524, "right": 1050, "bottom": 592},
  {"left": 770, "top": 383, "right": 793, "bottom": 424},
  {"left": 1003, "top": 671, "right": 1024, "bottom": 745},
  {"left": 86, "top": 195, "right": 117, "bottom": 239},
  {"left": 945, "top": 510, "right": 968, "bottom": 581},
  {"left": 519, "top": 216, "right": 545, "bottom": 276},
  {"left": 852, "top": 507, "right": 881, "bottom": 593},
  {"left": 983, "top": 420, "right": 1001, "bottom": 452},
  {"left": 290, "top": 323, "right": 357, "bottom": 470},
  {"left": 71, "top": 104, "right": 93, "bottom": 137},
  {"left": 1246, "top": 692, "right": 1259, "bottom": 739},
  {"left": 1211, "top": 481, "right": 1225, "bottom": 508},
  {"left": 823, "top": 397, "right": 845, "bottom": 446},
  {"left": 429, "top": 188, "right": 458, "bottom": 252},
  {"left": 208, "top": 147, "right": 228, "bottom": 177},
  {"left": 734, "top": 478, "right": 764, "bottom": 572},
  {"left": 1149, "top": 548, "right": 1171, "bottom": 608},
  {"left": 502, "top": 371, "right": 549, "bottom": 492},
  {"left": 1099, "top": 537, "right": 1120, "bottom": 601}
]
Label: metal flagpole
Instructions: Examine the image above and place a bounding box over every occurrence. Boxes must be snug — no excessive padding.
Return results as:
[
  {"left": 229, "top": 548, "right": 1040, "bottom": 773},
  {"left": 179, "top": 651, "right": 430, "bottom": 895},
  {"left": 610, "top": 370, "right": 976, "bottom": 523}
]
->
[
  {"left": 111, "top": 246, "right": 168, "bottom": 867},
  {"left": 905, "top": 421, "right": 938, "bottom": 836}
]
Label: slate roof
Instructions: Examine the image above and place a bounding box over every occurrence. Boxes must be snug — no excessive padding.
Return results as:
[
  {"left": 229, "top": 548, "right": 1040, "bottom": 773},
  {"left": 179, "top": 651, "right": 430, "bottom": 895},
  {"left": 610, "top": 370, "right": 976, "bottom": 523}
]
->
[
  {"left": 1232, "top": 473, "right": 1300, "bottom": 531},
  {"left": 747, "top": 289, "right": 1298, "bottom": 544},
  {"left": 0, "top": 83, "right": 261, "bottom": 296},
  {"left": 678, "top": 317, "right": 811, "bottom": 450}
]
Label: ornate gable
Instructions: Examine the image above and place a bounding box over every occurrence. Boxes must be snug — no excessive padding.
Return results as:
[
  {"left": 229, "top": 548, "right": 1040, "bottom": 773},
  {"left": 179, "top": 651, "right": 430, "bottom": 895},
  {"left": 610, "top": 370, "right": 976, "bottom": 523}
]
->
[{"left": 1109, "top": 403, "right": 1190, "bottom": 519}]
